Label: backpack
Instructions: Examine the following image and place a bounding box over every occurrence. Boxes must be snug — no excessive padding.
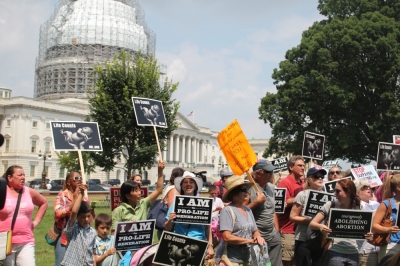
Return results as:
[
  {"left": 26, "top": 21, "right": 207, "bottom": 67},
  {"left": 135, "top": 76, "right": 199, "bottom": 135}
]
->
[{"left": 147, "top": 199, "right": 168, "bottom": 231}]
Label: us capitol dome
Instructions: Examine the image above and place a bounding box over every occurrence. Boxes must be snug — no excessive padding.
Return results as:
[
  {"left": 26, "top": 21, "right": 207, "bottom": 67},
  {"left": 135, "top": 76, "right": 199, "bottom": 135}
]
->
[{"left": 34, "top": 0, "right": 156, "bottom": 100}]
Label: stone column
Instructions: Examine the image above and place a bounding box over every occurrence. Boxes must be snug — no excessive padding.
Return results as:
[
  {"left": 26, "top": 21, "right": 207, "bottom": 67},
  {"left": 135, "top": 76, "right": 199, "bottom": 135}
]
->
[
  {"left": 193, "top": 138, "right": 197, "bottom": 163},
  {"left": 187, "top": 138, "right": 192, "bottom": 163},
  {"left": 175, "top": 136, "right": 180, "bottom": 162},
  {"left": 169, "top": 135, "right": 174, "bottom": 161},
  {"left": 181, "top": 137, "right": 186, "bottom": 163}
]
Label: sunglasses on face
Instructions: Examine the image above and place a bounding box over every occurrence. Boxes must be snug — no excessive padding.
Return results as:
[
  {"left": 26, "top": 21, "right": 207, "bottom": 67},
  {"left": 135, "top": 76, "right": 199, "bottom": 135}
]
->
[
  {"left": 311, "top": 175, "right": 324, "bottom": 179},
  {"left": 73, "top": 176, "right": 82, "bottom": 181},
  {"left": 361, "top": 185, "right": 371, "bottom": 190},
  {"left": 329, "top": 171, "right": 341, "bottom": 175}
]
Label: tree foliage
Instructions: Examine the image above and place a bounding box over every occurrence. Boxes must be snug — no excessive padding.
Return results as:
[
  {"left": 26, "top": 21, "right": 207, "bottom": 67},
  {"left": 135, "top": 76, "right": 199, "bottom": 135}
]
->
[
  {"left": 88, "top": 51, "right": 179, "bottom": 176},
  {"left": 259, "top": 0, "right": 400, "bottom": 163},
  {"left": 56, "top": 151, "right": 96, "bottom": 175}
]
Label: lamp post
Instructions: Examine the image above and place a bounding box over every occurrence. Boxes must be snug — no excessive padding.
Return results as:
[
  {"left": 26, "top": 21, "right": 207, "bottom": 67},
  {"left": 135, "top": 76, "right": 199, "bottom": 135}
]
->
[{"left": 38, "top": 150, "right": 51, "bottom": 189}]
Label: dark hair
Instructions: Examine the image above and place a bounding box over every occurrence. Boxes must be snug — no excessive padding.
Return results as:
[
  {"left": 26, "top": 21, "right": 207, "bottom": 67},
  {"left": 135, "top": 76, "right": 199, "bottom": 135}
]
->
[
  {"left": 63, "top": 171, "right": 80, "bottom": 191},
  {"left": 180, "top": 178, "right": 198, "bottom": 195},
  {"left": 77, "top": 201, "right": 92, "bottom": 216},
  {"left": 120, "top": 180, "right": 140, "bottom": 203},
  {"left": 129, "top": 174, "right": 142, "bottom": 181},
  {"left": 287, "top": 155, "right": 304, "bottom": 174},
  {"left": 337, "top": 179, "right": 360, "bottom": 209},
  {"left": 227, "top": 186, "right": 242, "bottom": 202},
  {"left": 170, "top": 167, "right": 184, "bottom": 184},
  {"left": 95, "top": 213, "right": 112, "bottom": 228},
  {"left": 208, "top": 185, "right": 217, "bottom": 191},
  {"left": 2, "top": 165, "right": 23, "bottom": 184}
]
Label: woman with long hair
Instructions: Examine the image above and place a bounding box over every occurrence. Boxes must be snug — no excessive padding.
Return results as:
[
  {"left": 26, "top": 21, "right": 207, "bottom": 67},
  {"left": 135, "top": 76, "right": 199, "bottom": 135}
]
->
[
  {"left": 290, "top": 167, "right": 326, "bottom": 266},
  {"left": 309, "top": 178, "right": 365, "bottom": 266},
  {"left": 0, "top": 165, "right": 48, "bottom": 266},
  {"left": 372, "top": 174, "right": 400, "bottom": 260},
  {"left": 53, "top": 171, "right": 90, "bottom": 266}
]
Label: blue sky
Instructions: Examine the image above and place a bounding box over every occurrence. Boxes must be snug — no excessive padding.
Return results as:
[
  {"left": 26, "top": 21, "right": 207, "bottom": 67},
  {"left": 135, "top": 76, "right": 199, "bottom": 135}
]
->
[{"left": 0, "top": 0, "right": 324, "bottom": 139}]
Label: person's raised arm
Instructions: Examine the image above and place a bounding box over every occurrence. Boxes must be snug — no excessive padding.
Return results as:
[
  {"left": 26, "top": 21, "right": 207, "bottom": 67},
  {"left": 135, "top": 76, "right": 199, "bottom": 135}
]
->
[
  {"left": 245, "top": 191, "right": 266, "bottom": 210},
  {"left": 149, "top": 160, "right": 165, "bottom": 204},
  {"left": 68, "top": 184, "right": 86, "bottom": 228},
  {"left": 29, "top": 188, "right": 48, "bottom": 229}
]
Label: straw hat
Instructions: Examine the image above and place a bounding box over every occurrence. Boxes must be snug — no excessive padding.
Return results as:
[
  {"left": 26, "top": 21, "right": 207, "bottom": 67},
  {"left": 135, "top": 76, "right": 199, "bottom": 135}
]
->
[
  {"left": 174, "top": 171, "right": 203, "bottom": 193},
  {"left": 222, "top": 175, "right": 254, "bottom": 202}
]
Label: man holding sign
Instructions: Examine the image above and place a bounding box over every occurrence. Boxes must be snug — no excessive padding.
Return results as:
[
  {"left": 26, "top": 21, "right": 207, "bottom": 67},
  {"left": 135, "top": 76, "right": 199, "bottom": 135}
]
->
[
  {"left": 277, "top": 155, "right": 305, "bottom": 266},
  {"left": 246, "top": 160, "right": 283, "bottom": 266}
]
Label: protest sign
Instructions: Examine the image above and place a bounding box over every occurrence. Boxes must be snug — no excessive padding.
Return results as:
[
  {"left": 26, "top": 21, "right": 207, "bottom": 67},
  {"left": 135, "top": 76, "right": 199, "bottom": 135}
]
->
[
  {"left": 324, "top": 177, "right": 351, "bottom": 194},
  {"left": 328, "top": 209, "right": 373, "bottom": 240},
  {"left": 251, "top": 245, "right": 271, "bottom": 266},
  {"left": 396, "top": 203, "right": 400, "bottom": 227},
  {"left": 270, "top": 157, "right": 288, "bottom": 173},
  {"left": 110, "top": 187, "right": 148, "bottom": 211},
  {"left": 376, "top": 142, "right": 400, "bottom": 171},
  {"left": 153, "top": 231, "right": 208, "bottom": 266},
  {"left": 173, "top": 195, "right": 213, "bottom": 225},
  {"left": 274, "top": 188, "right": 286, "bottom": 214},
  {"left": 217, "top": 120, "right": 258, "bottom": 176},
  {"left": 351, "top": 165, "right": 382, "bottom": 187},
  {"left": 302, "top": 131, "right": 325, "bottom": 160},
  {"left": 131, "top": 97, "right": 167, "bottom": 128},
  {"left": 302, "top": 190, "right": 336, "bottom": 217},
  {"left": 394, "top": 135, "right": 400, "bottom": 145},
  {"left": 114, "top": 220, "right": 155, "bottom": 251},
  {"left": 322, "top": 160, "right": 339, "bottom": 168},
  {"left": 50, "top": 121, "right": 102, "bottom": 151}
]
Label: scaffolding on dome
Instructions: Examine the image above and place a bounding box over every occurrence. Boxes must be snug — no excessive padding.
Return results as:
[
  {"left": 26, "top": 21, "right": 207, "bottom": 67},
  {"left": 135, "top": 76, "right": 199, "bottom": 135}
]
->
[{"left": 34, "top": 0, "right": 156, "bottom": 100}]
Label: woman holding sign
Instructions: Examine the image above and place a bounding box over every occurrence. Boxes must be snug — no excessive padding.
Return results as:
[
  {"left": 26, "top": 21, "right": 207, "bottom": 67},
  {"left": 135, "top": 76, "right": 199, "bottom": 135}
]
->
[
  {"left": 215, "top": 175, "right": 265, "bottom": 265},
  {"left": 111, "top": 161, "right": 165, "bottom": 230},
  {"left": 290, "top": 167, "right": 326, "bottom": 266},
  {"left": 165, "top": 171, "right": 215, "bottom": 259},
  {"left": 372, "top": 174, "right": 400, "bottom": 260},
  {"left": 309, "top": 179, "right": 363, "bottom": 266}
]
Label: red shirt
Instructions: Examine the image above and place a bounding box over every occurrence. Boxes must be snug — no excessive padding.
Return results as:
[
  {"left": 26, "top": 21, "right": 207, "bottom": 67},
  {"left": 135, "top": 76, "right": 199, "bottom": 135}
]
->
[{"left": 277, "top": 175, "right": 304, "bottom": 234}]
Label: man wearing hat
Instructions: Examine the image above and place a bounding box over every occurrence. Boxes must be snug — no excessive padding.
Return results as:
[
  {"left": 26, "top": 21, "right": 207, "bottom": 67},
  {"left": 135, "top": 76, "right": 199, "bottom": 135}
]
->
[
  {"left": 214, "top": 169, "right": 234, "bottom": 199},
  {"left": 245, "top": 159, "right": 283, "bottom": 266}
]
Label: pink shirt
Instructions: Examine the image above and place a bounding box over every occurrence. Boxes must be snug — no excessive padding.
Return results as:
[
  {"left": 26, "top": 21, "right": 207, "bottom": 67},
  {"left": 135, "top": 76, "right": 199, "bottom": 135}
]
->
[{"left": 0, "top": 186, "right": 35, "bottom": 244}]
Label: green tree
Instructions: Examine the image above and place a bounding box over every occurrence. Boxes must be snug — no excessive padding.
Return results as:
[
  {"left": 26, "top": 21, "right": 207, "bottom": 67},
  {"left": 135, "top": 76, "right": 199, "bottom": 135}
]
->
[
  {"left": 56, "top": 151, "right": 96, "bottom": 175},
  {"left": 259, "top": 0, "right": 400, "bottom": 163},
  {"left": 88, "top": 51, "right": 179, "bottom": 177}
]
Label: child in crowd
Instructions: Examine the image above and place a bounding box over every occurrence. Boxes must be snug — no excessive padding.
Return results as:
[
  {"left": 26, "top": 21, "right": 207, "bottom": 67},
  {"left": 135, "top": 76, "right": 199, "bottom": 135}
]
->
[
  {"left": 209, "top": 185, "right": 224, "bottom": 222},
  {"left": 94, "top": 214, "right": 116, "bottom": 266},
  {"left": 61, "top": 184, "right": 97, "bottom": 266}
]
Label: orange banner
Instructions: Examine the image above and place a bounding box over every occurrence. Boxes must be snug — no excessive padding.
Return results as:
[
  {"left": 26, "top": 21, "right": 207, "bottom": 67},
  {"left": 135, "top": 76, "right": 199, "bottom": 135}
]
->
[{"left": 217, "top": 120, "right": 258, "bottom": 175}]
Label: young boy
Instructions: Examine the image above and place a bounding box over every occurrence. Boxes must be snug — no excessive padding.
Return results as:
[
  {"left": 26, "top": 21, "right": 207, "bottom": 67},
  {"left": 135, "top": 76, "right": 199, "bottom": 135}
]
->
[
  {"left": 61, "top": 184, "right": 97, "bottom": 266},
  {"left": 209, "top": 185, "right": 224, "bottom": 222},
  {"left": 94, "top": 214, "right": 116, "bottom": 266}
]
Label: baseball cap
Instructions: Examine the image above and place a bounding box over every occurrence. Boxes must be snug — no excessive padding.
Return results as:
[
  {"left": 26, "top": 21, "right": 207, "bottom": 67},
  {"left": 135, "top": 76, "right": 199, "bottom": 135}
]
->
[
  {"left": 253, "top": 159, "right": 275, "bottom": 172},
  {"left": 306, "top": 167, "right": 327, "bottom": 177},
  {"left": 220, "top": 169, "right": 234, "bottom": 178}
]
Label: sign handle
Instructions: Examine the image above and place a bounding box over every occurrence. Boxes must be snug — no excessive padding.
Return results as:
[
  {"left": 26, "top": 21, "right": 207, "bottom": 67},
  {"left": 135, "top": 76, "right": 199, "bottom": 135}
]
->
[
  {"left": 77, "top": 150, "right": 88, "bottom": 198},
  {"left": 153, "top": 125, "right": 163, "bottom": 161},
  {"left": 245, "top": 170, "right": 261, "bottom": 193}
]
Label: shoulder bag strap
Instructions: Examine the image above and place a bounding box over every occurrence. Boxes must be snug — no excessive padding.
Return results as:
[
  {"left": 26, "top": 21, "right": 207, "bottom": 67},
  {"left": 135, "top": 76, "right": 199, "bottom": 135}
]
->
[
  {"left": 223, "top": 207, "right": 236, "bottom": 255},
  {"left": 11, "top": 188, "right": 23, "bottom": 231}
]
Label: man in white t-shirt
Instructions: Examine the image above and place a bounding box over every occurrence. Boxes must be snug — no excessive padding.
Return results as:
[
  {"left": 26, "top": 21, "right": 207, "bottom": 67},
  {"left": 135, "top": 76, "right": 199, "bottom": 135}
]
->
[{"left": 209, "top": 185, "right": 224, "bottom": 221}]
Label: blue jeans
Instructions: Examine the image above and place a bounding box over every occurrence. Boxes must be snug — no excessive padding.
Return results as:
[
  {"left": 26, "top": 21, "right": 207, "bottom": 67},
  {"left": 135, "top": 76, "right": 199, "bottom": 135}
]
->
[
  {"left": 54, "top": 236, "right": 66, "bottom": 266},
  {"left": 323, "top": 250, "right": 358, "bottom": 266}
]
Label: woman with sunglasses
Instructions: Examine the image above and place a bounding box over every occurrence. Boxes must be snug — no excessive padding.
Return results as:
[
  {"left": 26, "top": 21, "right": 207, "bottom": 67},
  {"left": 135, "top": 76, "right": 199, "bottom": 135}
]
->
[
  {"left": 372, "top": 174, "right": 400, "bottom": 260},
  {"left": 328, "top": 166, "right": 343, "bottom": 181},
  {"left": 53, "top": 172, "right": 90, "bottom": 266},
  {"left": 290, "top": 167, "right": 326, "bottom": 266},
  {"left": 215, "top": 175, "right": 265, "bottom": 265},
  {"left": 309, "top": 178, "right": 364, "bottom": 266},
  {"left": 354, "top": 179, "right": 380, "bottom": 266}
]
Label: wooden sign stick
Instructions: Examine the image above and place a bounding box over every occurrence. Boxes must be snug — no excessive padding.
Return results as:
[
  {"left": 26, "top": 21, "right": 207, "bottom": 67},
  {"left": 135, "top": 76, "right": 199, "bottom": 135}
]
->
[
  {"left": 153, "top": 125, "right": 163, "bottom": 161},
  {"left": 245, "top": 170, "right": 261, "bottom": 193},
  {"left": 77, "top": 150, "right": 88, "bottom": 198}
]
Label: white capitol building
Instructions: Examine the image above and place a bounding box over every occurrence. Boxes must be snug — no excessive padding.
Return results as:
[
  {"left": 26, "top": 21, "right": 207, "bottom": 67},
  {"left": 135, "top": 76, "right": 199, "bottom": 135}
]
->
[
  {"left": 0, "top": 0, "right": 270, "bottom": 184},
  {"left": 0, "top": 87, "right": 269, "bottom": 183}
]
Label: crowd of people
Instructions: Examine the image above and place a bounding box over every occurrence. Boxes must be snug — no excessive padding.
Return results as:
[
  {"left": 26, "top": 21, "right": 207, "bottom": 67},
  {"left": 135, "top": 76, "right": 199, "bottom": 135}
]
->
[{"left": 1, "top": 155, "right": 400, "bottom": 266}]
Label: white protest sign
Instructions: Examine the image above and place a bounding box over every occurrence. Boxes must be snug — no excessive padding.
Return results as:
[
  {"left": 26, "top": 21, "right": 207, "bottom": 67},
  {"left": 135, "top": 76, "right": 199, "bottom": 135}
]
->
[{"left": 351, "top": 165, "right": 382, "bottom": 187}]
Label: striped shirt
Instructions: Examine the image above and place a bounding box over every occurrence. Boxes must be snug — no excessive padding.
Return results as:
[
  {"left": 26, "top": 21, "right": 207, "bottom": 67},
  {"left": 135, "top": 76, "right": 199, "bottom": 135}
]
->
[{"left": 61, "top": 221, "right": 96, "bottom": 266}]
